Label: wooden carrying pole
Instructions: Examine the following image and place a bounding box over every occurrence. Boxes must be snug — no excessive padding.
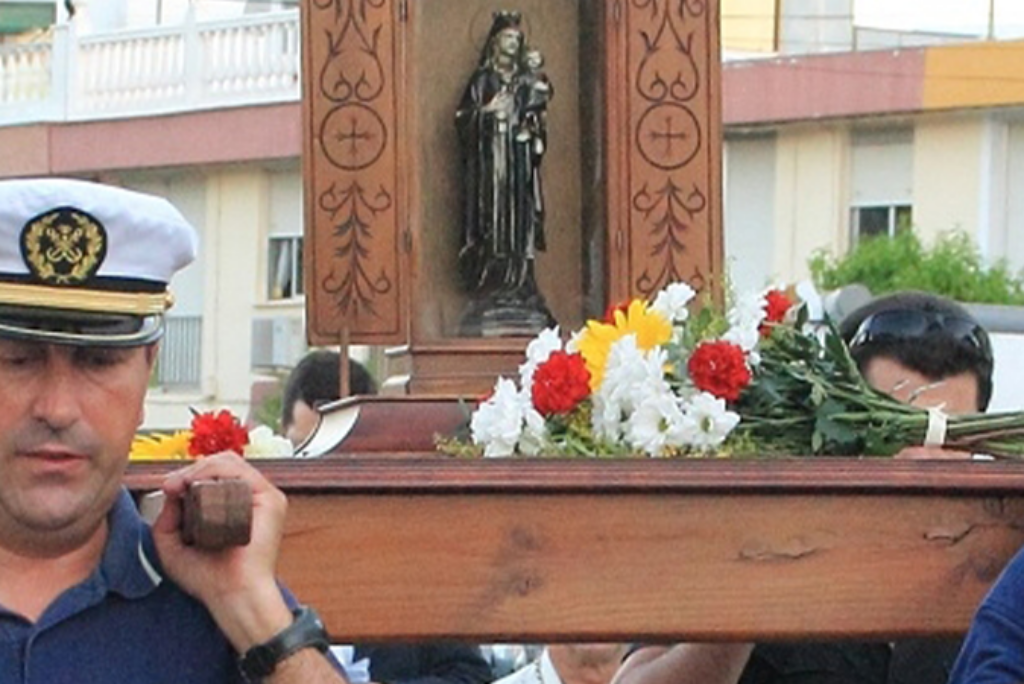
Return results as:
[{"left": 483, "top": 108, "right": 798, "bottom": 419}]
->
[
  {"left": 127, "top": 458, "right": 1024, "bottom": 642},
  {"left": 339, "top": 328, "right": 350, "bottom": 398}
]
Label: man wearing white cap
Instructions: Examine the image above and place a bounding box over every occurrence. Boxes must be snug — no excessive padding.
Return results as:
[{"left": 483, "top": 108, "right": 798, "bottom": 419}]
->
[{"left": 0, "top": 178, "right": 345, "bottom": 683}]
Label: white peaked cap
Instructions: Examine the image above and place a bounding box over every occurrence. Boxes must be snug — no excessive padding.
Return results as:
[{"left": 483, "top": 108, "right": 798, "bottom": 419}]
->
[{"left": 0, "top": 177, "right": 198, "bottom": 346}]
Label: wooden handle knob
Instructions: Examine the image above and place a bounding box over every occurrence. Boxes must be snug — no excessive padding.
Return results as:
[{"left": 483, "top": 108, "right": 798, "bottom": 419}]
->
[{"left": 181, "top": 479, "right": 253, "bottom": 549}]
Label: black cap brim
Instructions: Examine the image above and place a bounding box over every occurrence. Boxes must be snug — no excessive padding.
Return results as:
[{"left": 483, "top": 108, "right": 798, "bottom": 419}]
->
[{"left": 0, "top": 305, "right": 163, "bottom": 347}]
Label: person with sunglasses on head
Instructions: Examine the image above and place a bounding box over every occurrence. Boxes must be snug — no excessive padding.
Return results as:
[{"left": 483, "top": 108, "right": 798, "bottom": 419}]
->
[
  {"left": 612, "top": 290, "right": 994, "bottom": 684},
  {"left": 0, "top": 178, "right": 347, "bottom": 683},
  {"left": 738, "top": 291, "right": 993, "bottom": 684},
  {"left": 840, "top": 290, "right": 993, "bottom": 431},
  {"left": 735, "top": 290, "right": 992, "bottom": 684},
  {"left": 842, "top": 291, "right": 1012, "bottom": 684}
]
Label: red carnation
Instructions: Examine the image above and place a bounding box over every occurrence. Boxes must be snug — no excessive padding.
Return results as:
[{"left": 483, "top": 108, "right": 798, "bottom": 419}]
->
[
  {"left": 687, "top": 341, "right": 751, "bottom": 402},
  {"left": 531, "top": 351, "right": 591, "bottom": 417},
  {"left": 760, "top": 289, "right": 794, "bottom": 336},
  {"left": 603, "top": 299, "right": 632, "bottom": 324},
  {"left": 188, "top": 409, "right": 249, "bottom": 457}
]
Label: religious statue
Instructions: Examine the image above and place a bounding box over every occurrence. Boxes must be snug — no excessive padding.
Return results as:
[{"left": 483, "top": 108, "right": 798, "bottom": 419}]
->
[{"left": 456, "top": 11, "right": 556, "bottom": 337}]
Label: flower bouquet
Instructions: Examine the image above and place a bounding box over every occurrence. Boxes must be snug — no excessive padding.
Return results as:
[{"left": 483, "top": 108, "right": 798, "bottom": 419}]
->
[
  {"left": 448, "top": 281, "right": 1024, "bottom": 459},
  {"left": 129, "top": 409, "right": 293, "bottom": 460}
]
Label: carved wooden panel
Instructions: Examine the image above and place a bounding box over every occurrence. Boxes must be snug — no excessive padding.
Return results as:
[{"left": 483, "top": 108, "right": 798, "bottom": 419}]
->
[
  {"left": 303, "top": 0, "right": 406, "bottom": 346},
  {"left": 608, "top": 0, "right": 723, "bottom": 303}
]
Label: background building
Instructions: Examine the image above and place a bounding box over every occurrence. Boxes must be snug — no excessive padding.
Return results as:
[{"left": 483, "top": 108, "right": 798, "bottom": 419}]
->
[
  {"left": 2, "top": 0, "right": 1024, "bottom": 423},
  {"left": 723, "top": 40, "right": 1024, "bottom": 294}
]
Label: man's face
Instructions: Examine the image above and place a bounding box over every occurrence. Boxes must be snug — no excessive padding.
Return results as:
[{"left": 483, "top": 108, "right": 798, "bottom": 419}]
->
[
  {"left": 0, "top": 339, "right": 154, "bottom": 550},
  {"left": 863, "top": 355, "right": 980, "bottom": 415},
  {"left": 285, "top": 399, "right": 320, "bottom": 447}
]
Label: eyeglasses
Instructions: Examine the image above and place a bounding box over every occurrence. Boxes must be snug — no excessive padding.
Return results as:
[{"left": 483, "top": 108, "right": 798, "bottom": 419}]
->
[{"left": 848, "top": 309, "right": 993, "bottom": 364}]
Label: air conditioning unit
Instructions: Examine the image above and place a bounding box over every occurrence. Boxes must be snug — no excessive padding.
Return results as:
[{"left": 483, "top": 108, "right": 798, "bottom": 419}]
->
[{"left": 251, "top": 316, "right": 307, "bottom": 369}]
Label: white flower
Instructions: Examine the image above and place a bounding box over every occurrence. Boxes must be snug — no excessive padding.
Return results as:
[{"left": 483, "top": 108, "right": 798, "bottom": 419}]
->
[
  {"left": 519, "top": 326, "right": 562, "bottom": 392},
  {"left": 651, "top": 282, "right": 696, "bottom": 323},
  {"left": 632, "top": 346, "right": 673, "bottom": 407},
  {"left": 627, "top": 392, "right": 688, "bottom": 457},
  {"left": 518, "top": 399, "right": 549, "bottom": 456},
  {"left": 794, "top": 280, "right": 823, "bottom": 322},
  {"left": 729, "top": 290, "right": 766, "bottom": 325},
  {"left": 244, "top": 425, "right": 295, "bottom": 458},
  {"left": 722, "top": 324, "right": 760, "bottom": 353},
  {"left": 601, "top": 336, "right": 667, "bottom": 413},
  {"left": 470, "top": 377, "right": 525, "bottom": 457},
  {"left": 724, "top": 290, "right": 766, "bottom": 352},
  {"left": 591, "top": 392, "right": 626, "bottom": 444},
  {"left": 594, "top": 336, "right": 674, "bottom": 447},
  {"left": 680, "top": 392, "right": 741, "bottom": 451}
]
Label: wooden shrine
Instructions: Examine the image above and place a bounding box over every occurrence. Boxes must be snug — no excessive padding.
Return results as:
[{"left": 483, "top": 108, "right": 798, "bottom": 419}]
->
[
  {"left": 221, "top": 0, "right": 1024, "bottom": 649},
  {"left": 302, "top": 0, "right": 722, "bottom": 394}
]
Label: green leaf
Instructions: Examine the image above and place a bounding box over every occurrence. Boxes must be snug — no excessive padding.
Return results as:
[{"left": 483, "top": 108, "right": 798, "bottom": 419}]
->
[
  {"left": 809, "top": 381, "right": 827, "bottom": 407},
  {"left": 815, "top": 420, "right": 860, "bottom": 454}
]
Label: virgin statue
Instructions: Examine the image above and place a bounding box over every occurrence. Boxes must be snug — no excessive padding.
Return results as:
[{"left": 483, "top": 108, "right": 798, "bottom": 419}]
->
[{"left": 455, "top": 11, "right": 555, "bottom": 337}]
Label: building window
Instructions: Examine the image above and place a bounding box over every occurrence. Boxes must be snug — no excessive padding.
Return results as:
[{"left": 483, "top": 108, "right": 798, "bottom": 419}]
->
[
  {"left": 268, "top": 235, "right": 303, "bottom": 300},
  {"left": 851, "top": 204, "right": 912, "bottom": 242}
]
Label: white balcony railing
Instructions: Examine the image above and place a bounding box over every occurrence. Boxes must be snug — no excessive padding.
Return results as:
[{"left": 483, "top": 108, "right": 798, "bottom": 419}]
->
[{"left": 0, "top": 8, "right": 300, "bottom": 126}]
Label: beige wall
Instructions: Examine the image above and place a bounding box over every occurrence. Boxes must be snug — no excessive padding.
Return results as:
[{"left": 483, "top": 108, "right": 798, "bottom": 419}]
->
[
  {"left": 772, "top": 127, "right": 849, "bottom": 283},
  {"left": 203, "top": 170, "right": 268, "bottom": 416},
  {"left": 724, "top": 134, "right": 776, "bottom": 291},
  {"left": 1004, "top": 120, "right": 1024, "bottom": 273},
  {"left": 130, "top": 167, "right": 305, "bottom": 430},
  {"left": 912, "top": 117, "right": 984, "bottom": 243},
  {"left": 722, "top": 0, "right": 777, "bottom": 53}
]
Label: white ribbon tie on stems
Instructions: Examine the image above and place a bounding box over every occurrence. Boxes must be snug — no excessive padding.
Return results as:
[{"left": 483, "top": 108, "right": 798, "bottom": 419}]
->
[{"left": 924, "top": 405, "right": 949, "bottom": 447}]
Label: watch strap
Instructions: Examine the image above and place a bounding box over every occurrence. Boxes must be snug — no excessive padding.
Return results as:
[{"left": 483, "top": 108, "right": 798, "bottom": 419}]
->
[{"left": 238, "top": 605, "right": 330, "bottom": 682}]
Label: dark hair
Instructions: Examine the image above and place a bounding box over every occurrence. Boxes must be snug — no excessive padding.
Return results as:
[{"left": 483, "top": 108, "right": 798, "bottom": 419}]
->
[
  {"left": 280, "top": 350, "right": 377, "bottom": 429},
  {"left": 839, "top": 291, "right": 993, "bottom": 411}
]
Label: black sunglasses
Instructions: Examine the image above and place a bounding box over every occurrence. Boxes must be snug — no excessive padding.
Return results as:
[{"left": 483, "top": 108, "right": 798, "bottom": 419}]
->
[{"left": 848, "top": 309, "right": 993, "bottom": 364}]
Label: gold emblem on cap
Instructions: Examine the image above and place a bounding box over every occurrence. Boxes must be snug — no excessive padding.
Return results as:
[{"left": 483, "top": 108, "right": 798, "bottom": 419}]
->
[{"left": 22, "top": 208, "right": 107, "bottom": 286}]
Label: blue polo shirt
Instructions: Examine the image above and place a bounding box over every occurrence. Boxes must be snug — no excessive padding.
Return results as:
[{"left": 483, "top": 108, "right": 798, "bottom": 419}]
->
[
  {"left": 0, "top": 489, "right": 252, "bottom": 683},
  {"left": 949, "top": 544, "right": 1024, "bottom": 684}
]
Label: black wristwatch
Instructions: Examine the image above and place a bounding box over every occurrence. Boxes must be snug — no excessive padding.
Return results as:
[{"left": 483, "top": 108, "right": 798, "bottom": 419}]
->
[{"left": 238, "top": 605, "right": 330, "bottom": 682}]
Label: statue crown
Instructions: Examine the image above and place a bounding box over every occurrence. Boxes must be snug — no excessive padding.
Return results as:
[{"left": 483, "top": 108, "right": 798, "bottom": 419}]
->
[{"left": 491, "top": 10, "right": 522, "bottom": 31}]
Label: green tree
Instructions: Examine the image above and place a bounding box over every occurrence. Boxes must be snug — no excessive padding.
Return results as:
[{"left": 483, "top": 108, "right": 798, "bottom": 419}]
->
[{"left": 809, "top": 230, "right": 1024, "bottom": 305}]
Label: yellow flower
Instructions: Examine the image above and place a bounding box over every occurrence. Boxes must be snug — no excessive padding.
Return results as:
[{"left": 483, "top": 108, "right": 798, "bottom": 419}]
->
[
  {"left": 129, "top": 431, "right": 194, "bottom": 460},
  {"left": 576, "top": 299, "right": 672, "bottom": 390}
]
